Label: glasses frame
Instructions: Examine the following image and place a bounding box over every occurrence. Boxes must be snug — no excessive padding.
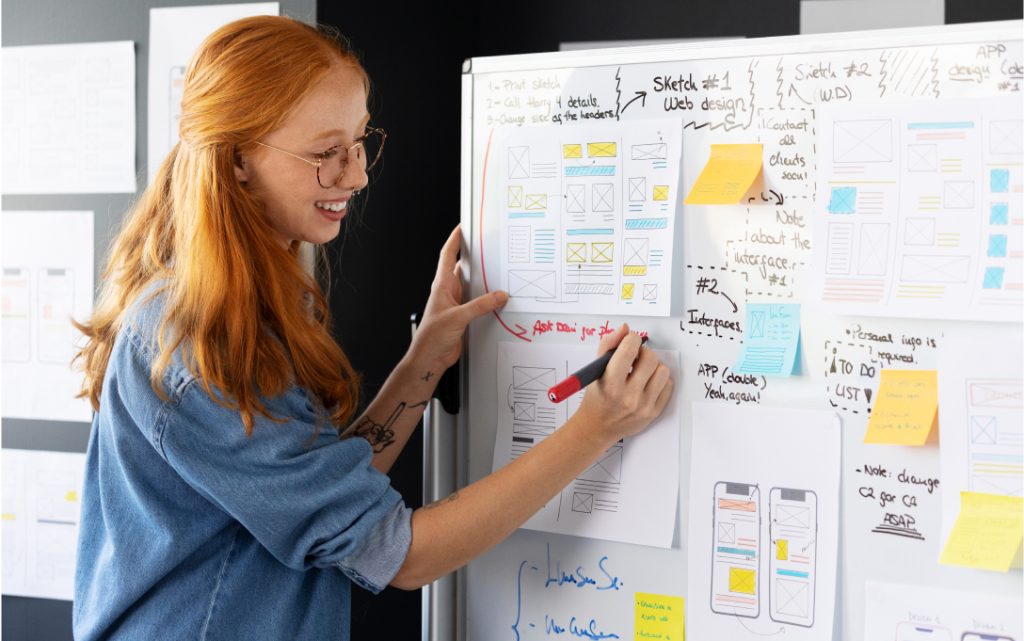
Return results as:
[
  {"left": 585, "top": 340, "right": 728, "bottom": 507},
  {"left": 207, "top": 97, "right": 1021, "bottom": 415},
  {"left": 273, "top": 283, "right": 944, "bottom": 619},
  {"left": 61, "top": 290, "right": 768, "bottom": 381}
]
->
[{"left": 252, "top": 126, "right": 387, "bottom": 189}]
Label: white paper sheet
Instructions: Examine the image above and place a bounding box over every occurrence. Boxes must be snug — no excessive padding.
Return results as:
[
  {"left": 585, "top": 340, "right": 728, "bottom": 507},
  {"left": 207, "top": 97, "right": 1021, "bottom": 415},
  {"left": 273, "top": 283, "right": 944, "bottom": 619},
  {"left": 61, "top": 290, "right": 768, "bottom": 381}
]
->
[
  {"left": 148, "top": 3, "right": 279, "bottom": 184},
  {"left": 2, "top": 42, "right": 136, "bottom": 195},
  {"left": 488, "top": 120, "right": 681, "bottom": 317},
  {"left": 938, "top": 327, "right": 1024, "bottom": 546},
  {"left": 2, "top": 211, "right": 94, "bottom": 422},
  {"left": 686, "top": 403, "right": 841, "bottom": 640},
  {"left": 2, "top": 449, "right": 87, "bottom": 601},
  {"left": 491, "top": 341, "right": 680, "bottom": 548},
  {"left": 864, "top": 580, "right": 1023, "bottom": 640},
  {"left": 812, "top": 96, "right": 1023, "bottom": 321}
]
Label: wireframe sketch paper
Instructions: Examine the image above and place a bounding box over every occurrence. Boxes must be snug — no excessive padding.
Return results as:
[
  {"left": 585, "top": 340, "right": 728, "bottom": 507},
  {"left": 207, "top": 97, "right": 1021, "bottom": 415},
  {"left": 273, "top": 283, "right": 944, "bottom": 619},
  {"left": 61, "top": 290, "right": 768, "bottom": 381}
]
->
[
  {"left": 492, "top": 341, "right": 680, "bottom": 548},
  {"left": 491, "top": 120, "right": 681, "bottom": 316},
  {"left": 2, "top": 211, "right": 94, "bottom": 422},
  {"left": 2, "top": 42, "right": 136, "bottom": 195},
  {"left": 687, "top": 403, "right": 840, "bottom": 640},
  {"left": 812, "top": 96, "right": 1023, "bottom": 321},
  {"left": 148, "top": 3, "right": 279, "bottom": 185},
  {"left": 864, "top": 580, "right": 1023, "bottom": 640},
  {"left": 2, "top": 449, "right": 87, "bottom": 601}
]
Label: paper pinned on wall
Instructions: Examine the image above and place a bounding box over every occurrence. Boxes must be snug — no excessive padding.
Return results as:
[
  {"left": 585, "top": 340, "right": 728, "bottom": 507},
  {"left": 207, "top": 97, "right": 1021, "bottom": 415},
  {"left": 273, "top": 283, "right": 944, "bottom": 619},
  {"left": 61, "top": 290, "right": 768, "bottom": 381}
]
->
[
  {"left": 635, "top": 593, "right": 685, "bottom": 640},
  {"left": 2, "top": 449, "right": 87, "bottom": 601},
  {"left": 686, "top": 403, "right": 841, "bottom": 640},
  {"left": 2, "top": 42, "right": 136, "bottom": 195},
  {"left": 939, "top": 491, "right": 1023, "bottom": 572},
  {"left": 684, "top": 144, "right": 763, "bottom": 204},
  {"left": 864, "top": 580, "right": 1023, "bottom": 640},
  {"left": 148, "top": 3, "right": 279, "bottom": 185},
  {"left": 492, "top": 341, "right": 681, "bottom": 548},
  {"left": 733, "top": 303, "right": 801, "bottom": 377},
  {"left": 2, "top": 211, "right": 95, "bottom": 422},
  {"left": 864, "top": 369, "right": 938, "bottom": 445}
]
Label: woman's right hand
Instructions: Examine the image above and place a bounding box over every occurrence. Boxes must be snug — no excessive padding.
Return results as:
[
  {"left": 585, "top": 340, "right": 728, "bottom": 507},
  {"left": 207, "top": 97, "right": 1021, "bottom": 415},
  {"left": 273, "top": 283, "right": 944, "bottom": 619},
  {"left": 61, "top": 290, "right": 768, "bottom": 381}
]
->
[{"left": 571, "top": 323, "right": 674, "bottom": 444}]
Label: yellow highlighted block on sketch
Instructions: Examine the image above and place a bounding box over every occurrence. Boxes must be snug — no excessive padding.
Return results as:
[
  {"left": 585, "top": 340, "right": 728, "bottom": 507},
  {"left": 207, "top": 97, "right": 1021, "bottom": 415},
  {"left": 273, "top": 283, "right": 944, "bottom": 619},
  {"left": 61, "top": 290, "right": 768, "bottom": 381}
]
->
[
  {"left": 525, "top": 194, "right": 548, "bottom": 210},
  {"left": 588, "top": 142, "right": 617, "bottom": 157},
  {"left": 623, "top": 265, "right": 648, "bottom": 276},
  {"left": 653, "top": 185, "right": 670, "bottom": 201},
  {"left": 65, "top": 490, "right": 79, "bottom": 503},
  {"left": 2, "top": 513, "right": 15, "bottom": 521},
  {"left": 591, "top": 242, "right": 613, "bottom": 263},
  {"left": 777, "top": 539, "right": 788, "bottom": 560},
  {"left": 621, "top": 283, "right": 635, "bottom": 300},
  {"left": 566, "top": 243, "right": 586, "bottom": 263},
  {"left": 563, "top": 144, "right": 583, "bottom": 159},
  {"left": 729, "top": 567, "right": 756, "bottom": 595}
]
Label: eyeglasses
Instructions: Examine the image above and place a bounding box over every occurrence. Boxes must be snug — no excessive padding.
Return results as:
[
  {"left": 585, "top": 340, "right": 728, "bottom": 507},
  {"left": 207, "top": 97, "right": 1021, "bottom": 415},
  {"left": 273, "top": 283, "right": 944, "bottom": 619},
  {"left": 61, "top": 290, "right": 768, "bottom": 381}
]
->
[{"left": 253, "top": 126, "right": 386, "bottom": 189}]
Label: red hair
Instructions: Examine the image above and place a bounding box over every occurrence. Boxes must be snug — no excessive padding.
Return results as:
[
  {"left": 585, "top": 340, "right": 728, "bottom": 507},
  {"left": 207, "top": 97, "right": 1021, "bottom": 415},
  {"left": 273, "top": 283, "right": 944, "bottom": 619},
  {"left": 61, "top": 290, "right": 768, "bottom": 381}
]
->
[{"left": 74, "top": 16, "right": 365, "bottom": 434}]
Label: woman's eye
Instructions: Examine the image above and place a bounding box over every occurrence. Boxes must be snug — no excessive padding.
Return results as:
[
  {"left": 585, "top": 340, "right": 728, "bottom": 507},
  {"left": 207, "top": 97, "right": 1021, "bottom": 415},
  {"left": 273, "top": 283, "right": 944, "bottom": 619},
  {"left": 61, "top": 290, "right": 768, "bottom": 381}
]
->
[{"left": 315, "top": 148, "right": 339, "bottom": 160}]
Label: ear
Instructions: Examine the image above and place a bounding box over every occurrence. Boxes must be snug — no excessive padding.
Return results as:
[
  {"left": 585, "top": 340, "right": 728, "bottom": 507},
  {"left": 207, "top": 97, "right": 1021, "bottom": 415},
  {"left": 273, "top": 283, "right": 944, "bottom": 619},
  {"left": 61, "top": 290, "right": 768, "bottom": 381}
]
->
[{"left": 233, "top": 150, "right": 250, "bottom": 184}]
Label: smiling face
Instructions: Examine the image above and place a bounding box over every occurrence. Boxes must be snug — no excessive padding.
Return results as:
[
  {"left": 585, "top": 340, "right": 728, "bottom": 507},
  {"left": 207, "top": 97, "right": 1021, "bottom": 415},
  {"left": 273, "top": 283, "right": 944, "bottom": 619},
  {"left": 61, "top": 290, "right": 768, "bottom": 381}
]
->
[{"left": 236, "top": 63, "right": 370, "bottom": 246}]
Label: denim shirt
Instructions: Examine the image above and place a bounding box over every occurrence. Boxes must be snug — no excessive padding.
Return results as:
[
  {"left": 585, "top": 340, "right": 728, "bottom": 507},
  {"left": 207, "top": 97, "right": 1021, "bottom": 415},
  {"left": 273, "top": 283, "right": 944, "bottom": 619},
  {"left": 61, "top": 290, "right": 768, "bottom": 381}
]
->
[{"left": 73, "top": 289, "right": 412, "bottom": 641}]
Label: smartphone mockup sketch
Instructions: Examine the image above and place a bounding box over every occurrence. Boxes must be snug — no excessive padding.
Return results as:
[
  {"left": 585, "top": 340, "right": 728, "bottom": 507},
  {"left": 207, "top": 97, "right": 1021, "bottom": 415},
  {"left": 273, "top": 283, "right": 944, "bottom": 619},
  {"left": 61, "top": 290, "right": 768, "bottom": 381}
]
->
[
  {"left": 711, "top": 481, "right": 760, "bottom": 618},
  {"left": 962, "top": 634, "right": 1015, "bottom": 641},
  {"left": 896, "top": 623, "right": 953, "bottom": 641},
  {"left": 768, "top": 487, "right": 817, "bottom": 627}
]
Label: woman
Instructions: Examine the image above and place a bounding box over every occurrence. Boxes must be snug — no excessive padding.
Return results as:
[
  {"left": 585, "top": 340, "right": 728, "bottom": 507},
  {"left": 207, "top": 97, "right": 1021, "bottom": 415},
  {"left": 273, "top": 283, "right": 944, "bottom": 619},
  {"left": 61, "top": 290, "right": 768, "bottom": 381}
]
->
[{"left": 72, "top": 15, "right": 672, "bottom": 641}]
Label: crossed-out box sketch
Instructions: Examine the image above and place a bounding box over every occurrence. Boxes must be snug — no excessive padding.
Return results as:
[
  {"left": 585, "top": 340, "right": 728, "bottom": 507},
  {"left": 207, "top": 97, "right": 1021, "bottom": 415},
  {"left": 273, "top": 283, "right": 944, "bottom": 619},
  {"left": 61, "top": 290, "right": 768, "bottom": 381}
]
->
[
  {"left": 508, "top": 146, "right": 530, "bottom": 179},
  {"left": 900, "top": 255, "right": 970, "bottom": 283},
  {"left": 628, "top": 177, "right": 646, "bottom": 202},
  {"left": 566, "top": 184, "right": 585, "bottom": 213},
  {"left": 776, "top": 579, "right": 810, "bottom": 617},
  {"left": 592, "top": 184, "right": 614, "bottom": 212},
  {"left": 508, "top": 270, "right": 556, "bottom": 298},
  {"left": 906, "top": 144, "right": 938, "bottom": 172},
  {"left": 512, "top": 366, "right": 556, "bottom": 391},
  {"left": 833, "top": 120, "right": 893, "bottom": 163},
  {"left": 970, "top": 415, "right": 997, "bottom": 445},
  {"left": 903, "top": 218, "right": 935, "bottom": 246},
  {"left": 578, "top": 445, "right": 622, "bottom": 484},
  {"left": 990, "top": 120, "right": 1024, "bottom": 155},
  {"left": 631, "top": 142, "right": 668, "bottom": 160}
]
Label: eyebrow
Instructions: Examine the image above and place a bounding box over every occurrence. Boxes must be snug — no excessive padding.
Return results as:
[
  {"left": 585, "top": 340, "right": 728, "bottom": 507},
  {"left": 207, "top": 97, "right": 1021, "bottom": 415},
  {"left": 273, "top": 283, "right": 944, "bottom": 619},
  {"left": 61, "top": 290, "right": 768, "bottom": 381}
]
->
[{"left": 310, "top": 115, "right": 372, "bottom": 144}]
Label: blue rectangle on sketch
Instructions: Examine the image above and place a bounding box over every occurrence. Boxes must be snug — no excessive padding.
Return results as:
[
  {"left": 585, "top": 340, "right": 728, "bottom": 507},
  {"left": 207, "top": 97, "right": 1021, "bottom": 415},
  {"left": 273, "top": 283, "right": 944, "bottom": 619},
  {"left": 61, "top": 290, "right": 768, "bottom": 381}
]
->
[
  {"left": 624, "top": 218, "right": 668, "bottom": 230},
  {"left": 566, "top": 228, "right": 614, "bottom": 236},
  {"left": 907, "top": 121, "right": 975, "bottom": 130},
  {"left": 983, "top": 267, "right": 1005, "bottom": 289},
  {"left": 991, "top": 168, "right": 1010, "bottom": 193},
  {"left": 776, "top": 569, "right": 810, "bottom": 579},
  {"left": 565, "top": 166, "right": 616, "bottom": 177},
  {"left": 508, "top": 212, "right": 545, "bottom": 219},
  {"left": 828, "top": 186, "right": 856, "bottom": 214},
  {"left": 716, "top": 546, "right": 756, "bottom": 558},
  {"left": 991, "top": 203, "right": 1009, "bottom": 225},
  {"left": 988, "top": 234, "right": 1008, "bottom": 258}
]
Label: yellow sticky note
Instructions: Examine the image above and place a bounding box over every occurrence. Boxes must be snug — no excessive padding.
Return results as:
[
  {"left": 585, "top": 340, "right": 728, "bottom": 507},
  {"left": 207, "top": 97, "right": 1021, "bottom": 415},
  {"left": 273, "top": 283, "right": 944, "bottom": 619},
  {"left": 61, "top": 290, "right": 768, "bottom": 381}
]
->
[
  {"left": 635, "top": 593, "right": 684, "bottom": 640},
  {"left": 563, "top": 144, "right": 583, "bottom": 159},
  {"left": 622, "top": 283, "right": 635, "bottom": 300},
  {"left": 653, "top": 185, "right": 669, "bottom": 201},
  {"left": 864, "top": 369, "right": 938, "bottom": 445},
  {"left": 777, "top": 539, "right": 788, "bottom": 560},
  {"left": 684, "top": 144, "right": 763, "bottom": 205},
  {"left": 940, "top": 492, "right": 1023, "bottom": 572},
  {"left": 728, "top": 567, "right": 756, "bottom": 595}
]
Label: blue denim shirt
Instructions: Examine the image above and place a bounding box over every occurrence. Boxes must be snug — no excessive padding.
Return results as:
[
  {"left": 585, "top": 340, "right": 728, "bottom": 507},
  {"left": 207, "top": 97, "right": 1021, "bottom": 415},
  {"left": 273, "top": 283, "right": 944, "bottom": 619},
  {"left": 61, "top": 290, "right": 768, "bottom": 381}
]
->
[{"left": 73, "top": 289, "right": 412, "bottom": 641}]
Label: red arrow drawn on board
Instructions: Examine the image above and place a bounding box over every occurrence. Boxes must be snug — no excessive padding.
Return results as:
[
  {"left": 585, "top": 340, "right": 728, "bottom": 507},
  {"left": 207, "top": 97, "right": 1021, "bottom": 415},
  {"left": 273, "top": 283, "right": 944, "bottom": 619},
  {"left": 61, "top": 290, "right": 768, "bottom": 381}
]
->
[{"left": 478, "top": 128, "right": 531, "bottom": 342}]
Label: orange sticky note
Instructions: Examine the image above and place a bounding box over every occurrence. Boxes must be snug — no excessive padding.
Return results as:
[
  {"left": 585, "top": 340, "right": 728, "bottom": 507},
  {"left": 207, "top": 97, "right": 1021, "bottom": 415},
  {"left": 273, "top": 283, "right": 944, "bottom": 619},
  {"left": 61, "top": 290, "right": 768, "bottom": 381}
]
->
[
  {"left": 940, "top": 492, "right": 1023, "bottom": 572},
  {"left": 635, "top": 593, "right": 684, "bottom": 640},
  {"left": 864, "top": 369, "right": 938, "bottom": 446},
  {"left": 684, "top": 144, "right": 763, "bottom": 205}
]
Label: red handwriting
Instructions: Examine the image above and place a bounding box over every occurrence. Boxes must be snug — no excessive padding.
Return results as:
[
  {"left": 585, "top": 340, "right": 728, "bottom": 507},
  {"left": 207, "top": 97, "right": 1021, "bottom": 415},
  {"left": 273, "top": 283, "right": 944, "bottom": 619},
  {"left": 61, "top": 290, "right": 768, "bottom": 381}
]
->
[{"left": 531, "top": 319, "right": 646, "bottom": 343}]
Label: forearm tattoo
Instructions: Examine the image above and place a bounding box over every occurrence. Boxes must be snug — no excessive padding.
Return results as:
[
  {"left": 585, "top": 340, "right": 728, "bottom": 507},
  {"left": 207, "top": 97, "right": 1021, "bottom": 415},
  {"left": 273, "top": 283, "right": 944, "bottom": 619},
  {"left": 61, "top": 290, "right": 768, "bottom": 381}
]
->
[
  {"left": 349, "top": 400, "right": 428, "bottom": 453},
  {"left": 422, "top": 491, "right": 459, "bottom": 510},
  {"left": 421, "top": 371, "right": 434, "bottom": 382}
]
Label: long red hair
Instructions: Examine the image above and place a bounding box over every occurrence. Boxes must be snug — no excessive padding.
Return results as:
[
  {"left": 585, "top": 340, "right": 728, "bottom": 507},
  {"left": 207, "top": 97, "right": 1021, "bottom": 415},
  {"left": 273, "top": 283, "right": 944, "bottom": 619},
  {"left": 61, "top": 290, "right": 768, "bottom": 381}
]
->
[{"left": 74, "top": 16, "right": 364, "bottom": 434}]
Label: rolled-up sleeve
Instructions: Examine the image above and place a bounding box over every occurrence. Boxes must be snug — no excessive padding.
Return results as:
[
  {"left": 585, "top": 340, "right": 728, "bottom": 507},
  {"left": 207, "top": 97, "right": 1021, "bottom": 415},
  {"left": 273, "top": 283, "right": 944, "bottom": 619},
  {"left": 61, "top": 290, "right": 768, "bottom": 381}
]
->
[{"left": 155, "top": 380, "right": 411, "bottom": 593}]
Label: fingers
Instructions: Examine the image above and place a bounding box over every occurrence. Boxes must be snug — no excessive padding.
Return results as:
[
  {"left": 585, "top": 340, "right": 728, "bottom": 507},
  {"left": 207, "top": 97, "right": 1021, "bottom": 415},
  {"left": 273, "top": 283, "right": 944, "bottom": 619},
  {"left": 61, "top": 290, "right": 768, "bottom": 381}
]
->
[
  {"left": 653, "top": 376, "right": 674, "bottom": 415},
  {"left": 457, "top": 289, "right": 508, "bottom": 323},
  {"left": 436, "top": 225, "right": 462, "bottom": 277},
  {"left": 628, "top": 346, "right": 661, "bottom": 386},
  {"left": 604, "top": 332, "right": 643, "bottom": 381},
  {"left": 596, "top": 323, "right": 630, "bottom": 357}
]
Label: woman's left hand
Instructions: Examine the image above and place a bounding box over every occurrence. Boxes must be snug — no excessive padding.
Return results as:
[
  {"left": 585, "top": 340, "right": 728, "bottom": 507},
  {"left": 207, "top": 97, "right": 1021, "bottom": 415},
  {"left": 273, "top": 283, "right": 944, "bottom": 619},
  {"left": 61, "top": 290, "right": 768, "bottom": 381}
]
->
[{"left": 409, "top": 224, "right": 507, "bottom": 375}]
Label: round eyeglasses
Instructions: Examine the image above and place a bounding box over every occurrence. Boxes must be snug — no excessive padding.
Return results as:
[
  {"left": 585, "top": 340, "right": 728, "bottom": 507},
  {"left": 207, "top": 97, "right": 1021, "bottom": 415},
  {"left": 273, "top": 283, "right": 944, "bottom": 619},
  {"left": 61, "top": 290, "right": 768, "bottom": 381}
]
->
[{"left": 253, "top": 126, "right": 386, "bottom": 189}]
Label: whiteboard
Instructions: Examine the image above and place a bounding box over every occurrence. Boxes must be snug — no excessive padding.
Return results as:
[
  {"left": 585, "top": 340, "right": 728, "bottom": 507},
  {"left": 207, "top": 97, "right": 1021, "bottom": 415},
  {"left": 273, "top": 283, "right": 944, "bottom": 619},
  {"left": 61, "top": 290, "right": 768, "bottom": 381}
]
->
[{"left": 460, "top": 21, "right": 1023, "bottom": 641}]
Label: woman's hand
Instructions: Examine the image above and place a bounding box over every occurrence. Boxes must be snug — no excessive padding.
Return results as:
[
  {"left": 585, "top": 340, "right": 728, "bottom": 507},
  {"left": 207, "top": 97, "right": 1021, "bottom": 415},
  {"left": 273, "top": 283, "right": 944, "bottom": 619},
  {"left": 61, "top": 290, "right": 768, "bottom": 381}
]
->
[
  {"left": 409, "top": 225, "right": 508, "bottom": 374},
  {"left": 571, "top": 323, "right": 673, "bottom": 445}
]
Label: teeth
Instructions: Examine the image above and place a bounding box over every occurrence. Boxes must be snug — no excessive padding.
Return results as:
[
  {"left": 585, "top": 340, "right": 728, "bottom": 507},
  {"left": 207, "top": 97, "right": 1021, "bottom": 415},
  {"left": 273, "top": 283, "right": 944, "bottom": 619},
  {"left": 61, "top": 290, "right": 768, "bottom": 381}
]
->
[{"left": 315, "top": 201, "right": 347, "bottom": 212}]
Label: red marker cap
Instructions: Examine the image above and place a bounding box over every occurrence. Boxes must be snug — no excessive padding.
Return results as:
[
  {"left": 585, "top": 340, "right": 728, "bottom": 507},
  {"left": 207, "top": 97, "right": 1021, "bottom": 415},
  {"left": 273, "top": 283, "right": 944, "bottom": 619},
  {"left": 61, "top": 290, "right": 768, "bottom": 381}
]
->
[{"left": 547, "top": 376, "right": 582, "bottom": 403}]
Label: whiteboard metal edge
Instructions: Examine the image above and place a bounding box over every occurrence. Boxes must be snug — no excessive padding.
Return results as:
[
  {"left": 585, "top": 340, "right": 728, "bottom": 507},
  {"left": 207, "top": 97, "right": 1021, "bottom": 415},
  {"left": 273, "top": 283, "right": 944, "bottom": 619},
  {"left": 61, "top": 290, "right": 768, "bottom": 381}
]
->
[{"left": 465, "top": 20, "right": 1021, "bottom": 73}]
